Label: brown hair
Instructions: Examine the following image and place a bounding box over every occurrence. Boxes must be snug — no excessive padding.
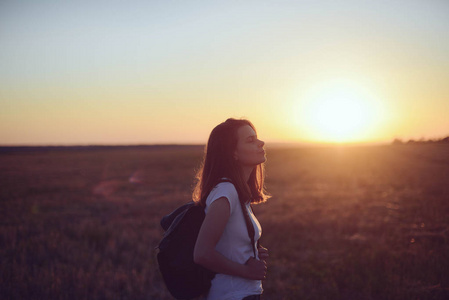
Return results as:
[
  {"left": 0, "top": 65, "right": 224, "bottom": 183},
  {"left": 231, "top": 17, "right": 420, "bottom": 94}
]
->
[{"left": 192, "top": 118, "right": 270, "bottom": 207}]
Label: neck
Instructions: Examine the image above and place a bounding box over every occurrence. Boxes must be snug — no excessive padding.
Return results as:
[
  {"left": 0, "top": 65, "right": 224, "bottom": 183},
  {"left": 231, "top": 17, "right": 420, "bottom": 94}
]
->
[{"left": 241, "top": 165, "right": 254, "bottom": 183}]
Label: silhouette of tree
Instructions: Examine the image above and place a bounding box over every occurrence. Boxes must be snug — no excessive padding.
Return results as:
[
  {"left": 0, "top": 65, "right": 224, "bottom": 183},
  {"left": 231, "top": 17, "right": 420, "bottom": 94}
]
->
[{"left": 392, "top": 136, "right": 449, "bottom": 145}]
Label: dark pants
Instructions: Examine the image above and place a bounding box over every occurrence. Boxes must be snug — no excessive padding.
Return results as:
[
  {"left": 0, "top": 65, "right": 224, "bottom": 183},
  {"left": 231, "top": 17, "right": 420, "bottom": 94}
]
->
[{"left": 242, "top": 295, "right": 261, "bottom": 300}]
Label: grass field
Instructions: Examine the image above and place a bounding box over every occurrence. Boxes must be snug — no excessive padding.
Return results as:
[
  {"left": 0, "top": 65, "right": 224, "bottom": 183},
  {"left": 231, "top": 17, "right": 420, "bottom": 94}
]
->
[{"left": 1, "top": 144, "right": 448, "bottom": 300}]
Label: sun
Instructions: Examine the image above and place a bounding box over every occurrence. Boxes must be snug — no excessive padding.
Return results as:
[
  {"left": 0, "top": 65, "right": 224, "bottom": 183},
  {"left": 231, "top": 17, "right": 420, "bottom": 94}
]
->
[
  {"left": 305, "top": 94, "right": 370, "bottom": 142},
  {"left": 296, "top": 80, "right": 384, "bottom": 143}
]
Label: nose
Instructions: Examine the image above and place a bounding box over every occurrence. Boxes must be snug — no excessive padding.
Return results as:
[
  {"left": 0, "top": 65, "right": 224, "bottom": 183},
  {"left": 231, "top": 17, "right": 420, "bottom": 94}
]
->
[{"left": 258, "top": 139, "right": 265, "bottom": 148}]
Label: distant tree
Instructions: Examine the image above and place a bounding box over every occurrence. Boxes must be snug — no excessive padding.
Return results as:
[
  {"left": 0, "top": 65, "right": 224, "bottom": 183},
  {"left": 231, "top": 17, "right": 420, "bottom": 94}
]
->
[
  {"left": 392, "top": 138, "right": 403, "bottom": 145},
  {"left": 394, "top": 136, "right": 449, "bottom": 145}
]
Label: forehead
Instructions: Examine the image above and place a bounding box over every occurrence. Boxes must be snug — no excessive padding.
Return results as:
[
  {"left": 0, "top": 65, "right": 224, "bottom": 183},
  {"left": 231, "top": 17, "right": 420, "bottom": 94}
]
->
[{"left": 237, "top": 125, "right": 256, "bottom": 139}]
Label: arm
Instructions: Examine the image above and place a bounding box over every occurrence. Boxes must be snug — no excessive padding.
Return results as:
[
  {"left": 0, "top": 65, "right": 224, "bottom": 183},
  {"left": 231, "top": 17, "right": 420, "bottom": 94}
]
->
[{"left": 193, "top": 197, "right": 266, "bottom": 280}]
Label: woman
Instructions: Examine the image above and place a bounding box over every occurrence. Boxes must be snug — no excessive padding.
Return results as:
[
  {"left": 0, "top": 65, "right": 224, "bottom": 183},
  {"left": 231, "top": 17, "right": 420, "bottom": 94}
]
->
[{"left": 193, "top": 118, "right": 270, "bottom": 300}]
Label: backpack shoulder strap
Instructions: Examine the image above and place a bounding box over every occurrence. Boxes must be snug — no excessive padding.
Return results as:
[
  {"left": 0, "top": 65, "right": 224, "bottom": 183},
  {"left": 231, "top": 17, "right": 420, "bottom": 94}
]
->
[
  {"left": 218, "top": 178, "right": 257, "bottom": 258},
  {"left": 240, "top": 200, "right": 257, "bottom": 258}
]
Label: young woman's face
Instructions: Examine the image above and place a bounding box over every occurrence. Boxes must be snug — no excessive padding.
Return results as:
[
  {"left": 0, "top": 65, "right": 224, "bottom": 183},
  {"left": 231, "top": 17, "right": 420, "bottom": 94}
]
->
[{"left": 234, "top": 125, "right": 266, "bottom": 166}]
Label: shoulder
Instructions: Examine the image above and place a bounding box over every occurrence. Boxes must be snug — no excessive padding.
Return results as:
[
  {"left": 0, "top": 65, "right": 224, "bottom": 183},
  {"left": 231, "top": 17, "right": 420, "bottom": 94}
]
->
[
  {"left": 215, "top": 182, "right": 239, "bottom": 201},
  {"left": 206, "top": 182, "right": 239, "bottom": 214},
  {"left": 215, "top": 181, "right": 238, "bottom": 193}
]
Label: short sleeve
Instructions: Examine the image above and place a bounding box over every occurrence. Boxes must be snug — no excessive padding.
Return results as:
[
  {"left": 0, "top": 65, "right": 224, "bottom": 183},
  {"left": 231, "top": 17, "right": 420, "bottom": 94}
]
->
[{"left": 205, "top": 182, "right": 239, "bottom": 216}]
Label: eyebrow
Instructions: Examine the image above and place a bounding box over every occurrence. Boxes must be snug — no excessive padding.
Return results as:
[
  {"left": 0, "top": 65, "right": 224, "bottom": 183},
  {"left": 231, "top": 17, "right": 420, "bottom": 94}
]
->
[{"left": 246, "top": 135, "right": 257, "bottom": 139}]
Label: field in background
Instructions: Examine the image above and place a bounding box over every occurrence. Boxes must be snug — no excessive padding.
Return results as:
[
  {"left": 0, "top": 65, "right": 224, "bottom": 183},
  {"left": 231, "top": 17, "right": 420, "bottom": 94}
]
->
[{"left": 1, "top": 144, "right": 448, "bottom": 300}]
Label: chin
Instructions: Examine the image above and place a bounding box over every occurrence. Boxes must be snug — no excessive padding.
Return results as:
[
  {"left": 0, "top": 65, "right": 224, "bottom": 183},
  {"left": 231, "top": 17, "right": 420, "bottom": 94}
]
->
[{"left": 257, "top": 157, "right": 267, "bottom": 164}]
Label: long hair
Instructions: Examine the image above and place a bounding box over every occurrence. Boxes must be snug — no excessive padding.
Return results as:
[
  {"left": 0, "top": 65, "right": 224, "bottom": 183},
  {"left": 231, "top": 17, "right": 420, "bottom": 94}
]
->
[{"left": 192, "top": 118, "right": 270, "bottom": 207}]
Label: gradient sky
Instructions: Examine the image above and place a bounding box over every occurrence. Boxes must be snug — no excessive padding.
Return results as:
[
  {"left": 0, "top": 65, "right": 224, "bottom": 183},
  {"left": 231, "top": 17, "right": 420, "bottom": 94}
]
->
[{"left": 1, "top": 0, "right": 448, "bottom": 145}]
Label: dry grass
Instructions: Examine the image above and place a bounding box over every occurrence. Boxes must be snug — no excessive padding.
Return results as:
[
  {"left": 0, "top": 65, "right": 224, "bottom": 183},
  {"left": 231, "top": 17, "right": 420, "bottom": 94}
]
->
[{"left": 1, "top": 144, "right": 448, "bottom": 299}]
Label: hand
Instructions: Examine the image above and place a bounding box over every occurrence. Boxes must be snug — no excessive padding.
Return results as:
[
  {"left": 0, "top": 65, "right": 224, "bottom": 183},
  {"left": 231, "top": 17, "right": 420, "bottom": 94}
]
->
[
  {"left": 258, "top": 245, "right": 269, "bottom": 261},
  {"left": 244, "top": 257, "right": 267, "bottom": 280}
]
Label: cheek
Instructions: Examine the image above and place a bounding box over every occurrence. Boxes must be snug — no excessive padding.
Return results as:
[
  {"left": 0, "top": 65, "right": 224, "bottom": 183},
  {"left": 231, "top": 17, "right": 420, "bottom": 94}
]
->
[
  {"left": 237, "top": 144, "right": 252, "bottom": 156},
  {"left": 236, "top": 144, "right": 257, "bottom": 162}
]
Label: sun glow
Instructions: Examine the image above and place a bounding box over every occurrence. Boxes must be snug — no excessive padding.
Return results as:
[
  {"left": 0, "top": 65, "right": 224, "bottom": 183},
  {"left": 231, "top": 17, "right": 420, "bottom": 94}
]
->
[{"left": 295, "top": 80, "right": 386, "bottom": 143}]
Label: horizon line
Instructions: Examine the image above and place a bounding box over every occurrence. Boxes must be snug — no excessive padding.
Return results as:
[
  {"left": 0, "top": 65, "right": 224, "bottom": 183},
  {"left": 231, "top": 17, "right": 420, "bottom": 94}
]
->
[{"left": 0, "top": 141, "right": 391, "bottom": 148}]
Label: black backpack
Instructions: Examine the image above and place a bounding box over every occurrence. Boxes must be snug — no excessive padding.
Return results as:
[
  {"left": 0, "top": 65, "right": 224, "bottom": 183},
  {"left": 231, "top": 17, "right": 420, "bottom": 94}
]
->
[{"left": 156, "top": 182, "right": 257, "bottom": 300}]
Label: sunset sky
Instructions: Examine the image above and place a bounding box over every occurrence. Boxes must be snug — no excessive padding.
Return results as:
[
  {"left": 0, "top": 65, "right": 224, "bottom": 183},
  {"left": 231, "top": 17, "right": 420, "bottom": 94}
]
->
[{"left": 1, "top": 0, "right": 448, "bottom": 145}]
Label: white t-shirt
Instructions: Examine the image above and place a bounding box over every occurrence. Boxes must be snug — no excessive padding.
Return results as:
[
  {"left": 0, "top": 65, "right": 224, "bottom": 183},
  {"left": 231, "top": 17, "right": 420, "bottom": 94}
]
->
[{"left": 204, "top": 182, "right": 263, "bottom": 300}]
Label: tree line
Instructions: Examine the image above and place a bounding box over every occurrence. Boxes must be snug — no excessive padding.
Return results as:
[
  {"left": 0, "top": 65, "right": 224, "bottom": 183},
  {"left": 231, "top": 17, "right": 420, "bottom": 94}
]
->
[{"left": 392, "top": 136, "right": 449, "bottom": 145}]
